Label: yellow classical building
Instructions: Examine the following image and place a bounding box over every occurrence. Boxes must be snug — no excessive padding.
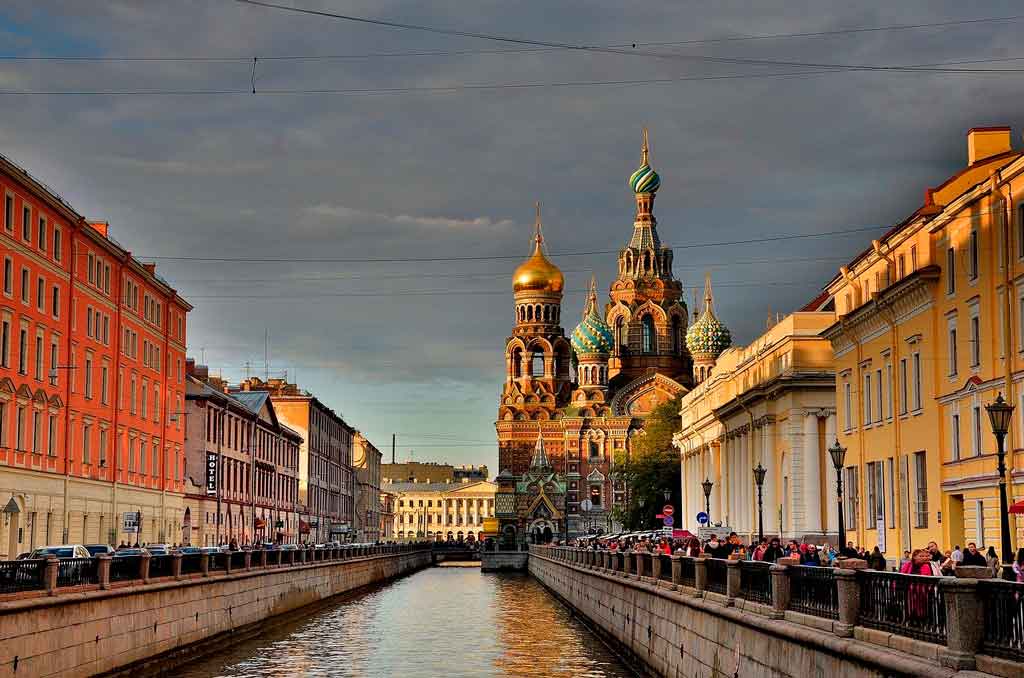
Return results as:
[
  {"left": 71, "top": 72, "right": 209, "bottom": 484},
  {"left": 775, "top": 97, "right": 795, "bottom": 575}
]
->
[
  {"left": 822, "top": 127, "right": 1024, "bottom": 558},
  {"left": 384, "top": 480, "right": 496, "bottom": 542},
  {"left": 674, "top": 302, "right": 836, "bottom": 540}
]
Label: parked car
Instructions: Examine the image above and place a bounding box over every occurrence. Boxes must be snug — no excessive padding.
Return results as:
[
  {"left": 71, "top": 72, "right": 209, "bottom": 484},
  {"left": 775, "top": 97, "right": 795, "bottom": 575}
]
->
[
  {"left": 145, "top": 544, "right": 170, "bottom": 556},
  {"left": 85, "top": 544, "right": 115, "bottom": 556},
  {"left": 113, "top": 548, "right": 145, "bottom": 557},
  {"left": 199, "top": 546, "right": 222, "bottom": 555},
  {"left": 280, "top": 544, "right": 298, "bottom": 551},
  {"left": 28, "top": 545, "right": 90, "bottom": 559},
  {"left": 176, "top": 546, "right": 202, "bottom": 555}
]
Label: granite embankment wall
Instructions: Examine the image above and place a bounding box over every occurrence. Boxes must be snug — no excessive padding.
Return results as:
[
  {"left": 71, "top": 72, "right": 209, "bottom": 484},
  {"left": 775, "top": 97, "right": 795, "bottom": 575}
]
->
[
  {"left": 0, "top": 548, "right": 431, "bottom": 678},
  {"left": 529, "top": 548, "right": 1006, "bottom": 678}
]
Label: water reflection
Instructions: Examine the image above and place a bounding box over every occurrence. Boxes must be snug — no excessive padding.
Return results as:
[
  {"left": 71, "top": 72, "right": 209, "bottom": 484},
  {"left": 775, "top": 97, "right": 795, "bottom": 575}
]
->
[{"left": 179, "top": 567, "right": 632, "bottom": 678}]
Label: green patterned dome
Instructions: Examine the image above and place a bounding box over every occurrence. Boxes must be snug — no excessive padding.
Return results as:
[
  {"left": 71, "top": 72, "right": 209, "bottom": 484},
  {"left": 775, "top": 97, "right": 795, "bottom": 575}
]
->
[
  {"left": 686, "top": 274, "right": 731, "bottom": 358},
  {"left": 629, "top": 127, "right": 660, "bottom": 194},
  {"left": 572, "top": 306, "right": 614, "bottom": 356}
]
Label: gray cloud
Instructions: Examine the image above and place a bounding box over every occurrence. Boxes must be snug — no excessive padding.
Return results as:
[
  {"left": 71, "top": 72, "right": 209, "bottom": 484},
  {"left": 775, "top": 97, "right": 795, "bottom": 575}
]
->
[{"left": 3, "top": 0, "right": 1024, "bottom": 468}]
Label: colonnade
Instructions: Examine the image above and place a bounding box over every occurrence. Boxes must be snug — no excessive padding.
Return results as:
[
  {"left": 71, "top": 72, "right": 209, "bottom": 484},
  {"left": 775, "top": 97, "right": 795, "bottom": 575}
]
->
[{"left": 679, "top": 408, "right": 838, "bottom": 540}]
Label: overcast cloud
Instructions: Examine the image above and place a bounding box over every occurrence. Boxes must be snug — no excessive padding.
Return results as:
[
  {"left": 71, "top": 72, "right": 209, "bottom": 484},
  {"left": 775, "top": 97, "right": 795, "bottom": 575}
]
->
[{"left": 2, "top": 1, "right": 1023, "bottom": 470}]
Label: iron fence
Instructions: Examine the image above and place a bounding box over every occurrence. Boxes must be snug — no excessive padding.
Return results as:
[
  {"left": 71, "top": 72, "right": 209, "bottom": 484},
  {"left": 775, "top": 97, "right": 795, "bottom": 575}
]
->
[
  {"left": 180, "top": 553, "right": 204, "bottom": 575},
  {"left": 110, "top": 556, "right": 141, "bottom": 582},
  {"left": 0, "top": 559, "right": 45, "bottom": 594},
  {"left": 705, "top": 558, "right": 728, "bottom": 594},
  {"left": 739, "top": 561, "right": 773, "bottom": 605},
  {"left": 980, "top": 579, "right": 1024, "bottom": 660},
  {"left": 231, "top": 551, "right": 248, "bottom": 569},
  {"left": 788, "top": 566, "right": 838, "bottom": 619},
  {"left": 208, "top": 553, "right": 227, "bottom": 572},
  {"left": 658, "top": 554, "right": 672, "bottom": 581},
  {"left": 56, "top": 558, "right": 99, "bottom": 588},
  {"left": 856, "top": 570, "right": 946, "bottom": 644},
  {"left": 679, "top": 557, "right": 696, "bottom": 588},
  {"left": 149, "top": 555, "right": 174, "bottom": 579}
]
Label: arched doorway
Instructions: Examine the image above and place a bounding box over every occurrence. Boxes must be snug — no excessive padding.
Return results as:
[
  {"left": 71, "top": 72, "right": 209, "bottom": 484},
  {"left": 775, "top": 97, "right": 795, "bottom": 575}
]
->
[{"left": 182, "top": 507, "right": 192, "bottom": 546}]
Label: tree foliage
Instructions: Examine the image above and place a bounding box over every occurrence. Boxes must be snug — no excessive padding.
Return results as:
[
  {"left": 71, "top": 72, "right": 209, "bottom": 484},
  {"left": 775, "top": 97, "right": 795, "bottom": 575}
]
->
[{"left": 612, "top": 396, "right": 682, "bottom": 531}]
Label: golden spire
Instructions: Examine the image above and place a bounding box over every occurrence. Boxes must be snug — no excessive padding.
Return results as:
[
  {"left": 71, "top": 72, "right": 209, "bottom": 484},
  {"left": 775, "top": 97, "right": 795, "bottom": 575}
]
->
[
  {"left": 641, "top": 127, "right": 650, "bottom": 166},
  {"left": 703, "top": 272, "right": 714, "bottom": 312},
  {"left": 533, "top": 201, "right": 544, "bottom": 248},
  {"left": 512, "top": 200, "right": 564, "bottom": 295}
]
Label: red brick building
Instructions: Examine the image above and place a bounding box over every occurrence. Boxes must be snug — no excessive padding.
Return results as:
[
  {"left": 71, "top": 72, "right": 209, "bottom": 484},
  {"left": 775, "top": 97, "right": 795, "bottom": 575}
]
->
[{"left": 0, "top": 152, "right": 191, "bottom": 557}]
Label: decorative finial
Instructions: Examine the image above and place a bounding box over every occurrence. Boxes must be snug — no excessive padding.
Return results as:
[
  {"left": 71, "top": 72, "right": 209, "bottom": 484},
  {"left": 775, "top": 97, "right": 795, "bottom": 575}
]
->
[
  {"left": 703, "top": 272, "right": 714, "bottom": 312},
  {"left": 641, "top": 127, "right": 650, "bottom": 166},
  {"left": 692, "top": 288, "right": 699, "bottom": 321},
  {"left": 584, "top": 274, "right": 598, "bottom": 319},
  {"left": 533, "top": 201, "right": 543, "bottom": 246}
]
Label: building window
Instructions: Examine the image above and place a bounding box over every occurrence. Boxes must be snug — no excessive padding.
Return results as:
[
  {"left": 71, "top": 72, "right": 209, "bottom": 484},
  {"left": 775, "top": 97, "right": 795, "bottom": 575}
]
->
[
  {"left": 33, "top": 335, "right": 42, "bottom": 380},
  {"left": 912, "top": 352, "right": 922, "bottom": 411},
  {"left": 951, "top": 412, "right": 961, "bottom": 461},
  {"left": 972, "top": 405, "right": 983, "bottom": 457},
  {"left": 37, "top": 216, "right": 45, "bottom": 252},
  {"left": 18, "top": 327, "right": 27, "bottom": 374},
  {"left": 885, "top": 362, "right": 893, "bottom": 419},
  {"left": 0, "top": 319, "right": 7, "bottom": 368},
  {"left": 22, "top": 205, "right": 30, "bottom": 242},
  {"left": 152, "top": 441, "right": 159, "bottom": 477},
  {"left": 910, "top": 245, "right": 918, "bottom": 272},
  {"left": 83, "top": 424, "right": 91, "bottom": 464},
  {"left": 51, "top": 286, "right": 59, "bottom": 318},
  {"left": 87, "top": 253, "right": 94, "bottom": 284},
  {"left": 84, "top": 356, "right": 93, "bottom": 399},
  {"left": 970, "top": 312, "right": 980, "bottom": 367},
  {"left": 99, "top": 429, "right": 107, "bottom": 467},
  {"left": 863, "top": 372, "right": 872, "bottom": 426},
  {"left": 53, "top": 227, "right": 61, "bottom": 262},
  {"left": 3, "top": 257, "right": 10, "bottom": 295},
  {"left": 35, "top": 277, "right": 43, "bottom": 311},
  {"left": 15, "top": 406, "right": 24, "bottom": 451},
  {"left": 641, "top": 315, "right": 655, "bottom": 354},
  {"left": 948, "top": 324, "right": 958, "bottom": 376},
  {"left": 101, "top": 365, "right": 109, "bottom": 404},
  {"left": 913, "top": 451, "right": 928, "bottom": 528},
  {"left": 20, "top": 268, "right": 28, "bottom": 304},
  {"left": 875, "top": 368, "right": 883, "bottom": 423},
  {"left": 844, "top": 466, "right": 859, "bottom": 527},
  {"left": 946, "top": 247, "right": 956, "bottom": 295},
  {"left": 31, "top": 411, "right": 40, "bottom": 454},
  {"left": 969, "top": 229, "right": 979, "bottom": 280},
  {"left": 130, "top": 375, "right": 137, "bottom": 414},
  {"left": 3, "top": 194, "right": 11, "bottom": 232}
]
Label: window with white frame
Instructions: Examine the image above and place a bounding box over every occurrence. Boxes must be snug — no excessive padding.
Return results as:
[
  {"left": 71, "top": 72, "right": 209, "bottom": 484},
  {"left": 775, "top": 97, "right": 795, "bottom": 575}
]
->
[
  {"left": 975, "top": 499, "right": 985, "bottom": 547},
  {"left": 913, "top": 451, "right": 929, "bottom": 528},
  {"left": 863, "top": 372, "right": 872, "bottom": 426},
  {"left": 969, "top": 302, "right": 981, "bottom": 367},
  {"left": 951, "top": 410, "right": 961, "bottom": 461},
  {"left": 947, "top": 317, "right": 958, "bottom": 376},
  {"left": 972, "top": 405, "right": 983, "bottom": 456},
  {"left": 885, "top": 362, "right": 893, "bottom": 419},
  {"left": 947, "top": 246, "right": 956, "bottom": 294},
  {"left": 912, "top": 352, "right": 922, "bottom": 411},
  {"left": 875, "top": 367, "right": 883, "bottom": 423},
  {"left": 899, "top": 358, "right": 908, "bottom": 416},
  {"left": 969, "top": 229, "right": 979, "bottom": 280}
]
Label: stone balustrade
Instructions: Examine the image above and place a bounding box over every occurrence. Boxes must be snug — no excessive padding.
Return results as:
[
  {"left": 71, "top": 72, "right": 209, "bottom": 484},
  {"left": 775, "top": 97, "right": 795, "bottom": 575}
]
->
[{"left": 535, "top": 545, "right": 1023, "bottom": 677}]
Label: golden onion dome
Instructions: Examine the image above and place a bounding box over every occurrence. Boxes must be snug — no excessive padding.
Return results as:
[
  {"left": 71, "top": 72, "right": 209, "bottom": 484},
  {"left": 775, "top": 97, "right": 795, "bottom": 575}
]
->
[{"left": 513, "top": 203, "right": 564, "bottom": 294}]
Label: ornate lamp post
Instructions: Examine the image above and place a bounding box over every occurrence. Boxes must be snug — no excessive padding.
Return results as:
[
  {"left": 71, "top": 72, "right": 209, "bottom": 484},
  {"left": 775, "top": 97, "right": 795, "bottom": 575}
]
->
[
  {"left": 663, "top": 488, "right": 671, "bottom": 503},
  {"left": 701, "top": 478, "right": 713, "bottom": 520},
  {"left": 985, "top": 393, "right": 1015, "bottom": 565},
  {"left": 638, "top": 496, "right": 646, "bottom": 530},
  {"left": 828, "top": 440, "right": 847, "bottom": 552},
  {"left": 752, "top": 464, "right": 767, "bottom": 543}
]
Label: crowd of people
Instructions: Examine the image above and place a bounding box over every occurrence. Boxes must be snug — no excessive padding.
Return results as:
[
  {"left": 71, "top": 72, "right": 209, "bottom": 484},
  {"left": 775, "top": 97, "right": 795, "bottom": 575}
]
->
[{"left": 568, "top": 532, "right": 1024, "bottom": 581}]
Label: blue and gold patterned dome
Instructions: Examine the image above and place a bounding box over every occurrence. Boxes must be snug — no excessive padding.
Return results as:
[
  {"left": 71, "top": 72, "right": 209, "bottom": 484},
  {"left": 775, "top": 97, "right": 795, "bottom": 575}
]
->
[
  {"left": 629, "top": 127, "right": 661, "bottom": 194},
  {"left": 686, "top": 275, "right": 731, "bottom": 358},
  {"left": 571, "top": 276, "right": 613, "bottom": 356},
  {"left": 572, "top": 306, "right": 614, "bottom": 357}
]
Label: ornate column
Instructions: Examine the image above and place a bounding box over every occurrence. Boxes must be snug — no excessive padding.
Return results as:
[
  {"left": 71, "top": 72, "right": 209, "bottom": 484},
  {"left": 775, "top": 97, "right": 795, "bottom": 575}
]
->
[
  {"left": 441, "top": 499, "right": 448, "bottom": 533},
  {"left": 825, "top": 411, "right": 838, "bottom": 534},
  {"left": 803, "top": 412, "right": 822, "bottom": 533},
  {"left": 762, "top": 419, "right": 778, "bottom": 537},
  {"left": 712, "top": 441, "right": 723, "bottom": 522}
]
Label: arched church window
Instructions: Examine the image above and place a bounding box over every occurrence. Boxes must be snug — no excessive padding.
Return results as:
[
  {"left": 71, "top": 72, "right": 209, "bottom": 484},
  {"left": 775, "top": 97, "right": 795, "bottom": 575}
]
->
[
  {"left": 526, "top": 306, "right": 533, "bottom": 322},
  {"left": 531, "top": 350, "right": 545, "bottom": 377},
  {"left": 511, "top": 348, "right": 523, "bottom": 379},
  {"left": 589, "top": 439, "right": 600, "bottom": 459},
  {"left": 615, "top": 317, "right": 624, "bottom": 354},
  {"left": 672, "top": 315, "right": 681, "bottom": 355},
  {"left": 642, "top": 315, "right": 655, "bottom": 354}
]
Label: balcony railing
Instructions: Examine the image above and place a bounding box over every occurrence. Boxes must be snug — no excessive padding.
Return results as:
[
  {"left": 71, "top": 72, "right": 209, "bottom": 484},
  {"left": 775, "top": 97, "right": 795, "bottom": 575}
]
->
[
  {"left": 788, "top": 566, "right": 838, "bottom": 619},
  {"left": 857, "top": 570, "right": 946, "bottom": 644}
]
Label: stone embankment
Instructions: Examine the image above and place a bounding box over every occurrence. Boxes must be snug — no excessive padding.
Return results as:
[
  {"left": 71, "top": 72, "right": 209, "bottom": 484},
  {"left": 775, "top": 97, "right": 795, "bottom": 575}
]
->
[
  {"left": 0, "top": 545, "right": 431, "bottom": 678},
  {"left": 530, "top": 545, "right": 1023, "bottom": 678}
]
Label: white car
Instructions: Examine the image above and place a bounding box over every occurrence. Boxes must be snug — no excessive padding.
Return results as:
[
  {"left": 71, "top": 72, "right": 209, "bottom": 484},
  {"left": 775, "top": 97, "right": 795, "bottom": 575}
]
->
[{"left": 29, "top": 545, "right": 90, "bottom": 559}]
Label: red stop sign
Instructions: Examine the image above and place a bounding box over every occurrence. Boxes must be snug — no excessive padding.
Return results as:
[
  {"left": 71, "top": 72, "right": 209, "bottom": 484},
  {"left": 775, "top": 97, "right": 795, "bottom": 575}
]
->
[{"left": 663, "top": 505, "right": 674, "bottom": 516}]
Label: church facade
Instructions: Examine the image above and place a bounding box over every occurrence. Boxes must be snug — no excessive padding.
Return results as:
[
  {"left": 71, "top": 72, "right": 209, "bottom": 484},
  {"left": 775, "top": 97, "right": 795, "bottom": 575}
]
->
[{"left": 495, "top": 131, "right": 727, "bottom": 539}]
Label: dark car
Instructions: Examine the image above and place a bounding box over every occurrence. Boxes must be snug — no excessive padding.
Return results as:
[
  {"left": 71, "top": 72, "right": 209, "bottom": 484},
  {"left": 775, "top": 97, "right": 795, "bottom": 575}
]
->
[
  {"left": 113, "top": 548, "right": 145, "bottom": 557},
  {"left": 85, "top": 544, "right": 115, "bottom": 556}
]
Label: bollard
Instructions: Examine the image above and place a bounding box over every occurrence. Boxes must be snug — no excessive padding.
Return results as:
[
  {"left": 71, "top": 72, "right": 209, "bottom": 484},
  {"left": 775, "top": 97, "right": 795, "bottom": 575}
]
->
[
  {"left": 724, "top": 559, "right": 741, "bottom": 603},
  {"left": 224, "top": 552, "right": 233, "bottom": 575},
  {"left": 693, "top": 556, "right": 708, "bottom": 594},
  {"left": 44, "top": 555, "right": 59, "bottom": 594},
  {"left": 140, "top": 552, "right": 152, "bottom": 583},
  {"left": 769, "top": 564, "right": 790, "bottom": 619},
  {"left": 833, "top": 569, "right": 858, "bottom": 637},
  {"left": 245, "top": 550, "right": 253, "bottom": 570},
  {"left": 170, "top": 552, "right": 183, "bottom": 581},
  {"left": 97, "top": 554, "right": 113, "bottom": 589},
  {"left": 258, "top": 549, "right": 268, "bottom": 568},
  {"left": 939, "top": 577, "right": 983, "bottom": 670},
  {"left": 651, "top": 552, "right": 662, "bottom": 581},
  {"left": 200, "top": 552, "right": 210, "bottom": 576}
]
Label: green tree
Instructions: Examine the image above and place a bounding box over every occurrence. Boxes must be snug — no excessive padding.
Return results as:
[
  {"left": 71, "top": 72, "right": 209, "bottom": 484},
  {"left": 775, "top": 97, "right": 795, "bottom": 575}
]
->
[{"left": 613, "top": 396, "right": 682, "bottom": 531}]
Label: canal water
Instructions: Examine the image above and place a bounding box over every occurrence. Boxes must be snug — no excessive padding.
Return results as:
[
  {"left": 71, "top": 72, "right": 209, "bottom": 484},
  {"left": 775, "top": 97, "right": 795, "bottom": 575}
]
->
[{"left": 179, "top": 566, "right": 634, "bottom": 678}]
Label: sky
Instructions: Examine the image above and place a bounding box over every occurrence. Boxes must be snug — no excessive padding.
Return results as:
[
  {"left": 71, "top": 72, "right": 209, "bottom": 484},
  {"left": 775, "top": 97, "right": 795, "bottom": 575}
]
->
[{"left": 2, "top": 1, "right": 1024, "bottom": 473}]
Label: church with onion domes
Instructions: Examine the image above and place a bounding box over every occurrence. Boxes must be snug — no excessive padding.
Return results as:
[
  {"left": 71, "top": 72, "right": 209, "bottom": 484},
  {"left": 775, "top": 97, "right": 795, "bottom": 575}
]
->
[{"left": 494, "top": 130, "right": 733, "bottom": 541}]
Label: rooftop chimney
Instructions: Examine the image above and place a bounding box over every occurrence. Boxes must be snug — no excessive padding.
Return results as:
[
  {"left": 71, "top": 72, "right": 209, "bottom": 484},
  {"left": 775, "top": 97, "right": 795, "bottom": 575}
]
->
[{"left": 967, "top": 126, "right": 1011, "bottom": 165}]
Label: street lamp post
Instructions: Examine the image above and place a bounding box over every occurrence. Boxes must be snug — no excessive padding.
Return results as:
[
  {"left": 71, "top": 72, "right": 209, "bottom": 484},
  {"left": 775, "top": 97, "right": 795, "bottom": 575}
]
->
[
  {"left": 985, "top": 393, "right": 1015, "bottom": 565},
  {"left": 828, "top": 440, "right": 847, "bottom": 552},
  {"left": 701, "top": 478, "right": 713, "bottom": 520},
  {"left": 638, "top": 497, "right": 646, "bottom": 530},
  {"left": 753, "top": 464, "right": 767, "bottom": 543}
]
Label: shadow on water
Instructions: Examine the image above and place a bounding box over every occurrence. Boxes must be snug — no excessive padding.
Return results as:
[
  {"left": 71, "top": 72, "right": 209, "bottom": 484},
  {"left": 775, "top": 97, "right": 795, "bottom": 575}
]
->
[{"left": 177, "top": 567, "right": 635, "bottom": 678}]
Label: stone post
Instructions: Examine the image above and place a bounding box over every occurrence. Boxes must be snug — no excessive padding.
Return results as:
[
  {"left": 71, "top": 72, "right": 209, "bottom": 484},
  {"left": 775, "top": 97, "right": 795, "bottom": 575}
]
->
[
  {"left": 833, "top": 569, "right": 858, "bottom": 637},
  {"left": 725, "top": 559, "right": 741, "bottom": 603},
  {"left": 140, "top": 552, "right": 152, "bottom": 583},
  {"left": 670, "top": 555, "right": 683, "bottom": 587},
  {"left": 939, "top": 577, "right": 983, "bottom": 670},
  {"left": 245, "top": 550, "right": 253, "bottom": 570},
  {"left": 651, "top": 553, "right": 662, "bottom": 581},
  {"left": 694, "top": 556, "right": 708, "bottom": 594},
  {"left": 769, "top": 564, "right": 790, "bottom": 619},
  {"left": 610, "top": 552, "right": 621, "bottom": 573},
  {"left": 224, "top": 552, "right": 233, "bottom": 575},
  {"left": 170, "top": 552, "right": 183, "bottom": 581},
  {"left": 634, "top": 552, "right": 644, "bottom": 578},
  {"left": 200, "top": 552, "right": 210, "bottom": 576},
  {"left": 258, "top": 549, "right": 267, "bottom": 568},
  {"left": 44, "top": 556, "right": 59, "bottom": 594},
  {"left": 603, "top": 551, "right": 612, "bottom": 571},
  {"left": 97, "top": 555, "right": 112, "bottom": 590}
]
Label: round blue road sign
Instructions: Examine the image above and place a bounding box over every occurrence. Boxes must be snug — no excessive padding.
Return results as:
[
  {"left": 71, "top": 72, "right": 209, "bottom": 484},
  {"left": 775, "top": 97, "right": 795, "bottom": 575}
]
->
[{"left": 696, "top": 511, "right": 709, "bottom": 525}]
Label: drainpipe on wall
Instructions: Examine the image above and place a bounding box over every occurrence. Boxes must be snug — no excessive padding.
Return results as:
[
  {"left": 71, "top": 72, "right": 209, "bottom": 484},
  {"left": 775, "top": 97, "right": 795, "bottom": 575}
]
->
[{"left": 998, "top": 174, "right": 1017, "bottom": 540}]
